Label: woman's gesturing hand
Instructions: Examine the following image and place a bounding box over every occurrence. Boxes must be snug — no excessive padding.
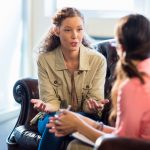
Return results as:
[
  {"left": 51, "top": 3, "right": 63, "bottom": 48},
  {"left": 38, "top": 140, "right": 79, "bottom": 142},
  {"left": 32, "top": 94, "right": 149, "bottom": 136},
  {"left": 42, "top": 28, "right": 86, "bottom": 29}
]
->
[
  {"left": 31, "top": 99, "right": 51, "bottom": 113},
  {"left": 86, "top": 99, "right": 109, "bottom": 113}
]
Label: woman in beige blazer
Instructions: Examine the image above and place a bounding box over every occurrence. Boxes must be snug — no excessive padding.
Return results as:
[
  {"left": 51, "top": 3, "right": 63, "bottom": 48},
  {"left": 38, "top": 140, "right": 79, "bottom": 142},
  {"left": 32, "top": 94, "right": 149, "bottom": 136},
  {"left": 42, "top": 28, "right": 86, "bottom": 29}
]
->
[{"left": 31, "top": 7, "right": 107, "bottom": 150}]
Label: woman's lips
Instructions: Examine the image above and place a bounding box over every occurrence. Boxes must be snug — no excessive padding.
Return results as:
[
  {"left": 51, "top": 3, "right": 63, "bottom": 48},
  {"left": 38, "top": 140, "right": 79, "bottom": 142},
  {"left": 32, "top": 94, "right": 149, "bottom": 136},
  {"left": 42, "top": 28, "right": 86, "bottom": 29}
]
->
[{"left": 71, "top": 42, "right": 78, "bottom": 47}]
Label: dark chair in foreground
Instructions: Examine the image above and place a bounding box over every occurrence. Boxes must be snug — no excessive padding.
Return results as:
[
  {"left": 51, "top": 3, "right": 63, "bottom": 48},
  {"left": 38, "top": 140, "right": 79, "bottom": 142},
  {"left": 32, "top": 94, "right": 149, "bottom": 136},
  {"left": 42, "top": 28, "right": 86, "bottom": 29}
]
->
[
  {"left": 6, "top": 39, "right": 118, "bottom": 150},
  {"left": 94, "top": 134, "right": 150, "bottom": 150}
]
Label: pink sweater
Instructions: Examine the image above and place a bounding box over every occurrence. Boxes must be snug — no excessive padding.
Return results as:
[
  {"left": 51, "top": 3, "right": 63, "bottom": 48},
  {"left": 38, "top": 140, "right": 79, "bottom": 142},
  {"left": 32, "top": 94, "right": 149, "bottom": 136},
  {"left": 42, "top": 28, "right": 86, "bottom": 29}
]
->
[{"left": 114, "top": 58, "right": 150, "bottom": 140}]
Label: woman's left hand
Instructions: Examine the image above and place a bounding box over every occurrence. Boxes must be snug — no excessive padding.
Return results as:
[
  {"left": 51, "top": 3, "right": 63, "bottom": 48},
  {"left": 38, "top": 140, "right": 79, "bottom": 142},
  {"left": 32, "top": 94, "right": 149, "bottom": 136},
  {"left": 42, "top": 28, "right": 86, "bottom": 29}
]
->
[{"left": 86, "top": 99, "right": 109, "bottom": 113}]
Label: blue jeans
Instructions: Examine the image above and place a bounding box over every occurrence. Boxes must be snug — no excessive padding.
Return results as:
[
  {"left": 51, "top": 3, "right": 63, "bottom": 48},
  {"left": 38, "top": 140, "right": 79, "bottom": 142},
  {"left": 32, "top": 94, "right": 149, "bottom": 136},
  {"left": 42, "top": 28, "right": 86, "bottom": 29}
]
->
[
  {"left": 38, "top": 112, "right": 65, "bottom": 150},
  {"left": 38, "top": 112, "right": 101, "bottom": 150}
]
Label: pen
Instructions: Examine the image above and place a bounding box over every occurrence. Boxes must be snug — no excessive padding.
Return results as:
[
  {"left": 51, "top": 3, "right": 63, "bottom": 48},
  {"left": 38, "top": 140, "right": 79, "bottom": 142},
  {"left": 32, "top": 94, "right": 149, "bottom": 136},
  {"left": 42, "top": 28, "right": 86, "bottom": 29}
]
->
[
  {"left": 66, "top": 105, "right": 71, "bottom": 111},
  {"left": 54, "top": 105, "right": 72, "bottom": 125},
  {"left": 55, "top": 105, "right": 71, "bottom": 118}
]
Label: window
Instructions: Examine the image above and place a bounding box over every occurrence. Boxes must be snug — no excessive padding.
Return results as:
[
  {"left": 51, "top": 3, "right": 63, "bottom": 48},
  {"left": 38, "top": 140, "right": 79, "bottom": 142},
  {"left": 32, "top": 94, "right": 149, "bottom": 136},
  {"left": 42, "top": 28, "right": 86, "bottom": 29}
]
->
[
  {"left": 56, "top": 0, "right": 135, "bottom": 18},
  {"left": 44, "top": 0, "right": 150, "bottom": 18},
  {"left": 57, "top": 0, "right": 134, "bottom": 11},
  {"left": 0, "top": 0, "right": 29, "bottom": 121}
]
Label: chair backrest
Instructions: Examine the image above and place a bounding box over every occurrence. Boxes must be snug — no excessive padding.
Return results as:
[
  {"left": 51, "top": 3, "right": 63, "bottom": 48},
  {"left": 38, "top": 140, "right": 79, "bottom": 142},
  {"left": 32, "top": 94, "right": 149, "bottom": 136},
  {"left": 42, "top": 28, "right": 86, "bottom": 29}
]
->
[
  {"left": 94, "top": 39, "right": 118, "bottom": 99},
  {"left": 93, "top": 39, "right": 118, "bottom": 124}
]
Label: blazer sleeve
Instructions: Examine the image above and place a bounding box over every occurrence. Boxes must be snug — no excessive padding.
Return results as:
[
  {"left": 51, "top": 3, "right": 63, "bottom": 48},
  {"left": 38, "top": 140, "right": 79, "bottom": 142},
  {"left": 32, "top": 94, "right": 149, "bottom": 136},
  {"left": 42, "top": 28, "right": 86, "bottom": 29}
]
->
[{"left": 37, "top": 54, "right": 61, "bottom": 111}]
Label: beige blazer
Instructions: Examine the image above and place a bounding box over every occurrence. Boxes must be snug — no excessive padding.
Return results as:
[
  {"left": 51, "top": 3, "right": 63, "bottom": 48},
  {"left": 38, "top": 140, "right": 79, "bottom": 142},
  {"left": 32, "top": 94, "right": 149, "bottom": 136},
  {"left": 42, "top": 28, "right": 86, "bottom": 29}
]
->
[{"left": 37, "top": 44, "right": 107, "bottom": 112}]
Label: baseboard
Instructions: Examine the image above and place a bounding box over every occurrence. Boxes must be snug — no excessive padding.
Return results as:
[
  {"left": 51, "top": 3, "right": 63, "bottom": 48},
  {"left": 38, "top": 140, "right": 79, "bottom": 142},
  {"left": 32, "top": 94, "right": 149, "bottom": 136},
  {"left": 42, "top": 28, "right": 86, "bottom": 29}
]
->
[{"left": 0, "top": 106, "right": 20, "bottom": 123}]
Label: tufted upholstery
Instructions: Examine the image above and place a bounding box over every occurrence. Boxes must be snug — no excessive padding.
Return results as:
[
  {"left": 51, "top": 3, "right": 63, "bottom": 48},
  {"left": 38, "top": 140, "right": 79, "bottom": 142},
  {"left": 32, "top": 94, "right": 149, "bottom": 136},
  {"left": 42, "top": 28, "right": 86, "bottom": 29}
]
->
[{"left": 6, "top": 39, "right": 118, "bottom": 150}]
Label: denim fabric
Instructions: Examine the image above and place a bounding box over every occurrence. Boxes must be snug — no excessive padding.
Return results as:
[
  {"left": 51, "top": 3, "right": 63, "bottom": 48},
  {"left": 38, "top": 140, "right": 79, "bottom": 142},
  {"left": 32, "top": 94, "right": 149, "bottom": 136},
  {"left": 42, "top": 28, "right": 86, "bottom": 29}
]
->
[{"left": 38, "top": 112, "right": 101, "bottom": 150}]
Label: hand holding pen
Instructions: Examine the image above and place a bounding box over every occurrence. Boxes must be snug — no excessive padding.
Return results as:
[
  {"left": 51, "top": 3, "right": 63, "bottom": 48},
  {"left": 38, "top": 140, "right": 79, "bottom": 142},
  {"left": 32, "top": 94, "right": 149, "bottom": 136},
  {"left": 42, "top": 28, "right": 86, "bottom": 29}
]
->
[
  {"left": 46, "top": 105, "right": 82, "bottom": 137},
  {"left": 46, "top": 105, "right": 71, "bottom": 134},
  {"left": 55, "top": 105, "right": 71, "bottom": 118}
]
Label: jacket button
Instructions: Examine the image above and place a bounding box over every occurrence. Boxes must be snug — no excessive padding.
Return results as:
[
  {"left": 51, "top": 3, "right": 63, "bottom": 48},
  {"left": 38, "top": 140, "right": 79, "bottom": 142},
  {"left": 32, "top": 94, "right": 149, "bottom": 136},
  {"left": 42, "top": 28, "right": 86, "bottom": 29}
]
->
[
  {"left": 54, "top": 80, "right": 57, "bottom": 84},
  {"left": 78, "top": 71, "right": 83, "bottom": 74},
  {"left": 86, "top": 85, "right": 89, "bottom": 88}
]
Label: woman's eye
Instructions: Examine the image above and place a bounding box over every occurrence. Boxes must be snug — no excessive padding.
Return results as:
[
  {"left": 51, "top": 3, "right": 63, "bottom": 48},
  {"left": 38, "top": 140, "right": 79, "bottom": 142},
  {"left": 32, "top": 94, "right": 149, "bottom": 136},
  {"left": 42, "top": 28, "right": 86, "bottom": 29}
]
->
[
  {"left": 78, "top": 28, "right": 83, "bottom": 31},
  {"left": 64, "top": 29, "right": 70, "bottom": 32}
]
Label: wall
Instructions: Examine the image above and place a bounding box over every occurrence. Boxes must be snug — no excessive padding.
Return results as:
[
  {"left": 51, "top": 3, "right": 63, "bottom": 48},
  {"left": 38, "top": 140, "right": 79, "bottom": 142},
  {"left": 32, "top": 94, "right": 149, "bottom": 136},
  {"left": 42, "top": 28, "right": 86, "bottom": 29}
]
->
[
  {"left": 30, "top": 0, "right": 50, "bottom": 48},
  {"left": 85, "top": 18, "right": 117, "bottom": 38}
]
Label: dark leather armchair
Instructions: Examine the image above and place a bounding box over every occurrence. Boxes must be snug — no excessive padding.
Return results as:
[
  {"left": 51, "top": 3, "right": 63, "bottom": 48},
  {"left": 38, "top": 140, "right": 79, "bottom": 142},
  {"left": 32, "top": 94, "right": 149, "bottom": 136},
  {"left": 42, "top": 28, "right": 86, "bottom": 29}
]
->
[
  {"left": 6, "top": 39, "right": 118, "bottom": 150},
  {"left": 6, "top": 78, "right": 40, "bottom": 150}
]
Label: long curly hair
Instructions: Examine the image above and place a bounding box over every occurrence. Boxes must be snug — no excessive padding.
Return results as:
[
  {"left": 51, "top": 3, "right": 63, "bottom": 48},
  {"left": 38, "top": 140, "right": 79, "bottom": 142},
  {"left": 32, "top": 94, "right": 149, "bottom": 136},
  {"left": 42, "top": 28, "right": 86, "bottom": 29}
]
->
[
  {"left": 38, "top": 7, "right": 91, "bottom": 53},
  {"left": 109, "top": 14, "right": 150, "bottom": 125}
]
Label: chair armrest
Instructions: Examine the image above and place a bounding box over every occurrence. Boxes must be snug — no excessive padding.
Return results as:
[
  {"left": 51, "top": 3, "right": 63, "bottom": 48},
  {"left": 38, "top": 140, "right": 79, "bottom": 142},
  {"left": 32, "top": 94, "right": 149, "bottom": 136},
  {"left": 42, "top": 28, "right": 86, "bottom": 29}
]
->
[
  {"left": 94, "top": 134, "right": 150, "bottom": 150},
  {"left": 13, "top": 78, "right": 39, "bottom": 129},
  {"left": 14, "top": 125, "right": 41, "bottom": 150}
]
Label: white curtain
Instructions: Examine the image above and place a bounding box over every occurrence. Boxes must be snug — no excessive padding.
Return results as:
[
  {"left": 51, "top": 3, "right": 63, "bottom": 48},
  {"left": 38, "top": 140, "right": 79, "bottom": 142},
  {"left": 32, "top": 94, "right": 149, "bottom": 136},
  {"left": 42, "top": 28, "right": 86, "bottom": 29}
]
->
[{"left": 0, "top": 0, "right": 22, "bottom": 112}]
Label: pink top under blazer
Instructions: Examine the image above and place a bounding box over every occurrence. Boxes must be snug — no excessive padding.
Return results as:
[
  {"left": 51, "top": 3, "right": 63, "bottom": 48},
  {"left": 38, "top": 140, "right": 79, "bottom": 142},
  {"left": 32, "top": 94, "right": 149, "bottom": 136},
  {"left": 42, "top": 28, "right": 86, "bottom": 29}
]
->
[{"left": 114, "top": 58, "right": 150, "bottom": 140}]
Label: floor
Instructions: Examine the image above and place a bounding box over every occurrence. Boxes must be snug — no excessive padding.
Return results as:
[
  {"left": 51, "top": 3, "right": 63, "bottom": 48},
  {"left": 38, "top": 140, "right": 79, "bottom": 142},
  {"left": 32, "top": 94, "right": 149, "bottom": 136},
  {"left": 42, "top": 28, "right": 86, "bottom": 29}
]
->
[{"left": 0, "top": 117, "right": 17, "bottom": 150}]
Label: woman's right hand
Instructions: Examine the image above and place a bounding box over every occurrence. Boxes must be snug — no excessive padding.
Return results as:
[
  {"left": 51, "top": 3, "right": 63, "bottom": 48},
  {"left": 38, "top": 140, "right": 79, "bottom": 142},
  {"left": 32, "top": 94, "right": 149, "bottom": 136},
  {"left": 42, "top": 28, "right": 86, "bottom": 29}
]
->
[{"left": 31, "top": 99, "right": 51, "bottom": 113}]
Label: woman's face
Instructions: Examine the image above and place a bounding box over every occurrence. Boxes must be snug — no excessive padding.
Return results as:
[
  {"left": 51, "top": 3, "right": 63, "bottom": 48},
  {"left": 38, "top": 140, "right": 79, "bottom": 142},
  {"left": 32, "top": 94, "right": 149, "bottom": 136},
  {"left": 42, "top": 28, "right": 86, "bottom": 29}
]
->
[{"left": 56, "top": 16, "right": 84, "bottom": 52}]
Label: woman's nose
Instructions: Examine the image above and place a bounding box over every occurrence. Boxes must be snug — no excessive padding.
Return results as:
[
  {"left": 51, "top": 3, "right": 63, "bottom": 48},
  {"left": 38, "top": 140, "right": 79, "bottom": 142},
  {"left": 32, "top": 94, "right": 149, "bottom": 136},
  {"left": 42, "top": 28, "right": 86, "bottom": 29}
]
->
[{"left": 71, "top": 31, "right": 77, "bottom": 39}]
